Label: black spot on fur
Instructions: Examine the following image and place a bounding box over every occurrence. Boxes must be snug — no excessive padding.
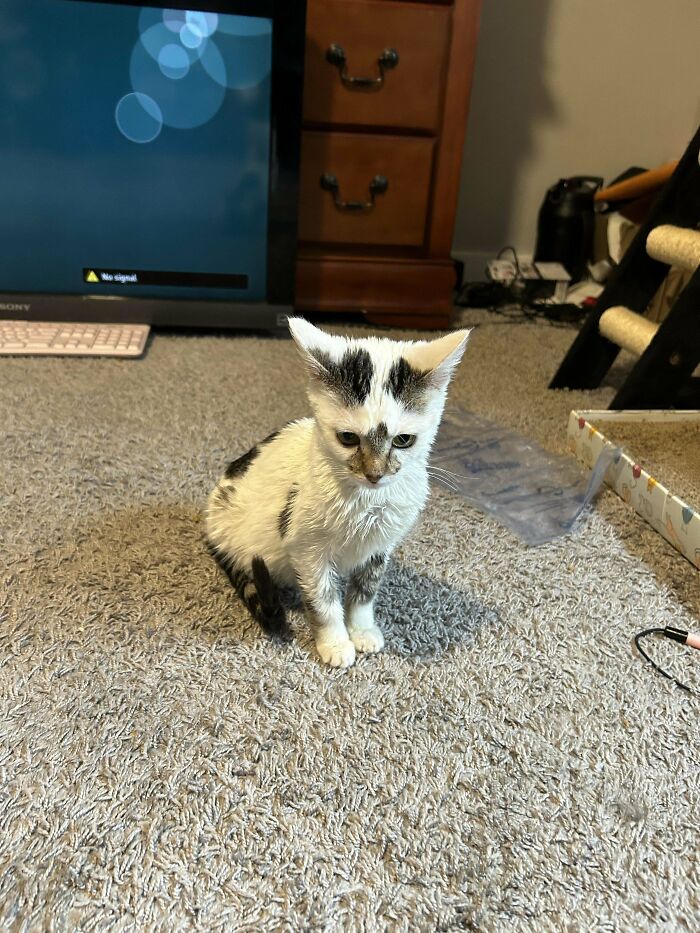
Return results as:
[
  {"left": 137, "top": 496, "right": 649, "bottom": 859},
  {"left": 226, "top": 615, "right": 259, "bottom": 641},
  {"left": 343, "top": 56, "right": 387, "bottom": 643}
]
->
[
  {"left": 278, "top": 485, "right": 298, "bottom": 538},
  {"left": 310, "top": 348, "right": 374, "bottom": 406},
  {"left": 225, "top": 446, "right": 258, "bottom": 479},
  {"left": 346, "top": 554, "right": 387, "bottom": 605},
  {"left": 207, "top": 540, "right": 289, "bottom": 641},
  {"left": 385, "top": 358, "right": 430, "bottom": 410},
  {"left": 224, "top": 431, "right": 279, "bottom": 479},
  {"left": 216, "top": 486, "right": 235, "bottom": 508},
  {"left": 206, "top": 539, "right": 235, "bottom": 579},
  {"left": 250, "top": 556, "right": 288, "bottom": 637}
]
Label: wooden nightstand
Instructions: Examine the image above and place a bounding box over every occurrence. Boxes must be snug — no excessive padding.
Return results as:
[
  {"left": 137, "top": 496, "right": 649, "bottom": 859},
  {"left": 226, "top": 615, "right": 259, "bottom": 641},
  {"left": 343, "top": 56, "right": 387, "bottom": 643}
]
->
[{"left": 294, "top": 0, "right": 481, "bottom": 329}]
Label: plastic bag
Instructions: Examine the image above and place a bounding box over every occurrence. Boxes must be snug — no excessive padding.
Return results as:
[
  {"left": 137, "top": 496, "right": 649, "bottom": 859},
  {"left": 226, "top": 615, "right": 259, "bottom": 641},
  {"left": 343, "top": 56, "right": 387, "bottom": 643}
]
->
[{"left": 432, "top": 408, "right": 616, "bottom": 545}]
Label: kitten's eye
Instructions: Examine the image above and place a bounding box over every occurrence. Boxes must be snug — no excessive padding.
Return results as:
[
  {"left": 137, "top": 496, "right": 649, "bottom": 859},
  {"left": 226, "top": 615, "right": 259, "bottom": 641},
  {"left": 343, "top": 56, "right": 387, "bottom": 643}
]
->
[
  {"left": 337, "top": 431, "right": 360, "bottom": 447},
  {"left": 392, "top": 434, "right": 416, "bottom": 449}
]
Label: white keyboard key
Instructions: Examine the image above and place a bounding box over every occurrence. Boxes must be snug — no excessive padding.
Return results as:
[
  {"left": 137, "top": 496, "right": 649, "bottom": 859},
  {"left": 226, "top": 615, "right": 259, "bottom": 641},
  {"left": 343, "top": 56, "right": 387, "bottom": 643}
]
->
[{"left": 0, "top": 321, "right": 150, "bottom": 357}]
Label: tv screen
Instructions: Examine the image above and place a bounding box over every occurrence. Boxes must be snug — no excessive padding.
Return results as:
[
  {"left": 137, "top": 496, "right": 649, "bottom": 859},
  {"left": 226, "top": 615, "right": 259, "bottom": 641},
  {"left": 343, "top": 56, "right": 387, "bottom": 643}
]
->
[{"left": 0, "top": 0, "right": 305, "bottom": 328}]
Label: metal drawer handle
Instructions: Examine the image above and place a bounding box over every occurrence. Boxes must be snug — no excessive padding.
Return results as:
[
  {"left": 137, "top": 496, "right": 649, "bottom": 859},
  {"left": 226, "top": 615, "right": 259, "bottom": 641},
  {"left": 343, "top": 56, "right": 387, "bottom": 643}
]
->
[
  {"left": 325, "top": 44, "right": 399, "bottom": 91},
  {"left": 320, "top": 173, "right": 389, "bottom": 212}
]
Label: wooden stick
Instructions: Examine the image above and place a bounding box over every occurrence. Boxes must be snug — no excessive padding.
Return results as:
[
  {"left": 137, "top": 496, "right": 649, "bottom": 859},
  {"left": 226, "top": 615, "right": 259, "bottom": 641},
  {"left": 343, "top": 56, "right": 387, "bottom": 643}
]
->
[{"left": 595, "top": 161, "right": 678, "bottom": 203}]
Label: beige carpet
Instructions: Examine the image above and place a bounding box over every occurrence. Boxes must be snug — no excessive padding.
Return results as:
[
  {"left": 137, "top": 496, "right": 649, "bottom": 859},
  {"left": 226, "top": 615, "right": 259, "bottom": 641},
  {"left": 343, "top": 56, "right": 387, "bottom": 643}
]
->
[
  {"left": 1, "top": 310, "right": 698, "bottom": 931},
  {"left": 598, "top": 419, "right": 700, "bottom": 510}
]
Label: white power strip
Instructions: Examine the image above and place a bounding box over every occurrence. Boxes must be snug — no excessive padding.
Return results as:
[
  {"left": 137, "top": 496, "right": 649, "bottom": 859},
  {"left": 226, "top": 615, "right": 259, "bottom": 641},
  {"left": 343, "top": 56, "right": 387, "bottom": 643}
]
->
[
  {"left": 487, "top": 259, "right": 542, "bottom": 282},
  {"left": 487, "top": 257, "right": 572, "bottom": 304}
]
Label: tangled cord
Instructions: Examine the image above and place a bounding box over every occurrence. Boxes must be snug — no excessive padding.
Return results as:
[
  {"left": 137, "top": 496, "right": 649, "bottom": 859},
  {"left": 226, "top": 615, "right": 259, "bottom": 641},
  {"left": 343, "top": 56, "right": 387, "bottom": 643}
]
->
[
  {"left": 455, "top": 245, "right": 584, "bottom": 327},
  {"left": 634, "top": 626, "right": 696, "bottom": 693}
]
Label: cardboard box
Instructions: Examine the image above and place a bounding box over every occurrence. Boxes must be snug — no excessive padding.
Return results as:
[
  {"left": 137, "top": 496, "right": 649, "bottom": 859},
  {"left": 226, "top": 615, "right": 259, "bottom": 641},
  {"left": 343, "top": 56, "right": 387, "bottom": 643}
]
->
[{"left": 568, "top": 409, "right": 700, "bottom": 570}]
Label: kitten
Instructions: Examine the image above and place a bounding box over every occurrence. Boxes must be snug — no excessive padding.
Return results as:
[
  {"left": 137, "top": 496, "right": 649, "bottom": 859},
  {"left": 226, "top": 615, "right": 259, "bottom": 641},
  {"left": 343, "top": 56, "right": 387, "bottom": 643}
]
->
[{"left": 205, "top": 317, "right": 469, "bottom": 668}]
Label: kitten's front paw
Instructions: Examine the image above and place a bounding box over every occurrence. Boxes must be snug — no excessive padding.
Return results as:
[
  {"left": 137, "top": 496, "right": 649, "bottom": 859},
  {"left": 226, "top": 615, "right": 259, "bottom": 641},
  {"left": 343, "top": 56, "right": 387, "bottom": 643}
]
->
[
  {"left": 348, "top": 625, "right": 384, "bottom": 654},
  {"left": 317, "top": 638, "right": 356, "bottom": 669},
  {"left": 349, "top": 626, "right": 384, "bottom": 654}
]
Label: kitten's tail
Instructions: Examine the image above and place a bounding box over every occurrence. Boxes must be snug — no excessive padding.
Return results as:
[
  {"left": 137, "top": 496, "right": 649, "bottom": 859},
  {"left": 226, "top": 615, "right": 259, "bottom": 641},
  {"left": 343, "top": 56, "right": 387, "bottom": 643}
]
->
[{"left": 208, "top": 544, "right": 289, "bottom": 640}]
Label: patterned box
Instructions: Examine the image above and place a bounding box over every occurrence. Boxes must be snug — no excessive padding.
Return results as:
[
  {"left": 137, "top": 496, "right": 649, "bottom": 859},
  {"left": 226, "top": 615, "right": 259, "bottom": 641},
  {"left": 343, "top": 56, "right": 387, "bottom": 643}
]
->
[{"left": 567, "top": 409, "right": 700, "bottom": 570}]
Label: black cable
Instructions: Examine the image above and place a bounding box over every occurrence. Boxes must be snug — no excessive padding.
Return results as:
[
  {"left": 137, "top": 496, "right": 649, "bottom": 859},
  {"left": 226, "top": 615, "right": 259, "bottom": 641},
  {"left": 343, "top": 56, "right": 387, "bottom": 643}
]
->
[
  {"left": 634, "top": 627, "right": 693, "bottom": 693},
  {"left": 456, "top": 245, "right": 584, "bottom": 327},
  {"left": 497, "top": 244, "right": 522, "bottom": 278}
]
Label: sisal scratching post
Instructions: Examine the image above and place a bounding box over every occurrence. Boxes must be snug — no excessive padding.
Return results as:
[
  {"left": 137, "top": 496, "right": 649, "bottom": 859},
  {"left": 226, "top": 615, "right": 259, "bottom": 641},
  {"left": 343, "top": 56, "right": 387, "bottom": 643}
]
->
[
  {"left": 647, "top": 225, "right": 700, "bottom": 271},
  {"left": 599, "top": 307, "right": 659, "bottom": 357}
]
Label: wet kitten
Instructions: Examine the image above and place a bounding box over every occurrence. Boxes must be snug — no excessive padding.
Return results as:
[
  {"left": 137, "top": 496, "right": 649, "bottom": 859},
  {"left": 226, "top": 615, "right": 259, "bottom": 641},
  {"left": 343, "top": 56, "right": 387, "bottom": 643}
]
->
[{"left": 205, "top": 317, "right": 469, "bottom": 667}]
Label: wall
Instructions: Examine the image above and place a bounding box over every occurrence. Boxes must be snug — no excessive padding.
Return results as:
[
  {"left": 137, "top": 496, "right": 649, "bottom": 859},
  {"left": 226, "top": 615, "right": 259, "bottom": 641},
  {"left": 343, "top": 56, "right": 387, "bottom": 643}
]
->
[{"left": 452, "top": 0, "right": 700, "bottom": 276}]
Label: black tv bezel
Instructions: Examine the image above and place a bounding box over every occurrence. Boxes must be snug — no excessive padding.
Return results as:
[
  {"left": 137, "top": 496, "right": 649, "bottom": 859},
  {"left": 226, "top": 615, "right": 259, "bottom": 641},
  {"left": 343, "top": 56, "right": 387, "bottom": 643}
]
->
[{"left": 0, "top": 0, "right": 306, "bottom": 330}]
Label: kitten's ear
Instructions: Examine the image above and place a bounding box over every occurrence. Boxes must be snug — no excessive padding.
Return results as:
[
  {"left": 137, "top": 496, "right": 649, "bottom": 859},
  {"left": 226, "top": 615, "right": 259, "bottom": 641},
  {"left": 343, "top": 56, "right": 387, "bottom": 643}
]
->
[
  {"left": 405, "top": 329, "right": 471, "bottom": 389},
  {"left": 287, "top": 317, "right": 338, "bottom": 380},
  {"left": 288, "top": 317, "right": 336, "bottom": 357}
]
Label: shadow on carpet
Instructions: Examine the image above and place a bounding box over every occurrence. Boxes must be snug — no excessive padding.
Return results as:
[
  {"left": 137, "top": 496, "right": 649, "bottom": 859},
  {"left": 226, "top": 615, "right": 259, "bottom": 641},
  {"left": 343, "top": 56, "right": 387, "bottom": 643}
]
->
[{"left": 10, "top": 504, "right": 499, "bottom": 664}]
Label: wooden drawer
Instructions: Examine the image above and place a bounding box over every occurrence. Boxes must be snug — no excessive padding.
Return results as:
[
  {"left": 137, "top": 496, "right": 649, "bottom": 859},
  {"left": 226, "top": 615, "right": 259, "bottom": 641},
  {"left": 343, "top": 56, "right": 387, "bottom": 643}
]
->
[
  {"left": 303, "top": 0, "right": 450, "bottom": 133},
  {"left": 299, "top": 131, "right": 435, "bottom": 247}
]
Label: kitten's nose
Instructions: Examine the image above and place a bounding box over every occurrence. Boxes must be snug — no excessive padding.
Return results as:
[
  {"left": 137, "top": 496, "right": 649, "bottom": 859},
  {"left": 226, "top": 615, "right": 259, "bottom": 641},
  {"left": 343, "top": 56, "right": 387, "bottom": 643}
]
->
[{"left": 365, "top": 471, "right": 383, "bottom": 484}]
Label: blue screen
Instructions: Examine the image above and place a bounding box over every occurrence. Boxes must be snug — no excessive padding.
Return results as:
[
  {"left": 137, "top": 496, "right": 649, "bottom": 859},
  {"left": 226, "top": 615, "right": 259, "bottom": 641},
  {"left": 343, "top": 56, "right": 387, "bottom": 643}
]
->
[{"left": 0, "top": 1, "right": 272, "bottom": 300}]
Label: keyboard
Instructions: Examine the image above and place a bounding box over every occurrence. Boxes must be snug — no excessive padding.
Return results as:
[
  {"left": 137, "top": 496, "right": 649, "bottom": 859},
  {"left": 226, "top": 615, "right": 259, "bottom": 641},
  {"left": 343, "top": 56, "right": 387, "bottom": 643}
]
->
[{"left": 0, "top": 320, "right": 150, "bottom": 357}]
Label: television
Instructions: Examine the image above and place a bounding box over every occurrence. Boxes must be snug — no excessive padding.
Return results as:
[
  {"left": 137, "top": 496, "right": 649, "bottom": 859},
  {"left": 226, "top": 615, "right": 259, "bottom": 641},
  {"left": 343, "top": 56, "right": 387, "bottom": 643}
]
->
[{"left": 0, "top": 0, "right": 306, "bottom": 331}]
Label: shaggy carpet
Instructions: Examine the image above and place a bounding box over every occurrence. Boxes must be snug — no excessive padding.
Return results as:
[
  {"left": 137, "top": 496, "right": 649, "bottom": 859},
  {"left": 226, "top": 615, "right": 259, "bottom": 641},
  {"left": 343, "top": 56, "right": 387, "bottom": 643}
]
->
[{"left": 1, "top": 310, "right": 698, "bottom": 931}]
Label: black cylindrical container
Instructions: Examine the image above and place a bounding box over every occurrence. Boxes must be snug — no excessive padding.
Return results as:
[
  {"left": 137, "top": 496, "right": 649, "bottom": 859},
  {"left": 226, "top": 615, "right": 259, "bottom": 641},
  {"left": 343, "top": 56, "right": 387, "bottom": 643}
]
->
[{"left": 534, "top": 176, "right": 603, "bottom": 282}]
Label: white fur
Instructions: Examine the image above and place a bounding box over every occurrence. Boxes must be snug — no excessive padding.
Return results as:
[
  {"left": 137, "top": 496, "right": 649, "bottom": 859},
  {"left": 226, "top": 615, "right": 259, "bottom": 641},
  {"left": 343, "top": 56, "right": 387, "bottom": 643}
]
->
[{"left": 205, "top": 319, "right": 470, "bottom": 667}]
